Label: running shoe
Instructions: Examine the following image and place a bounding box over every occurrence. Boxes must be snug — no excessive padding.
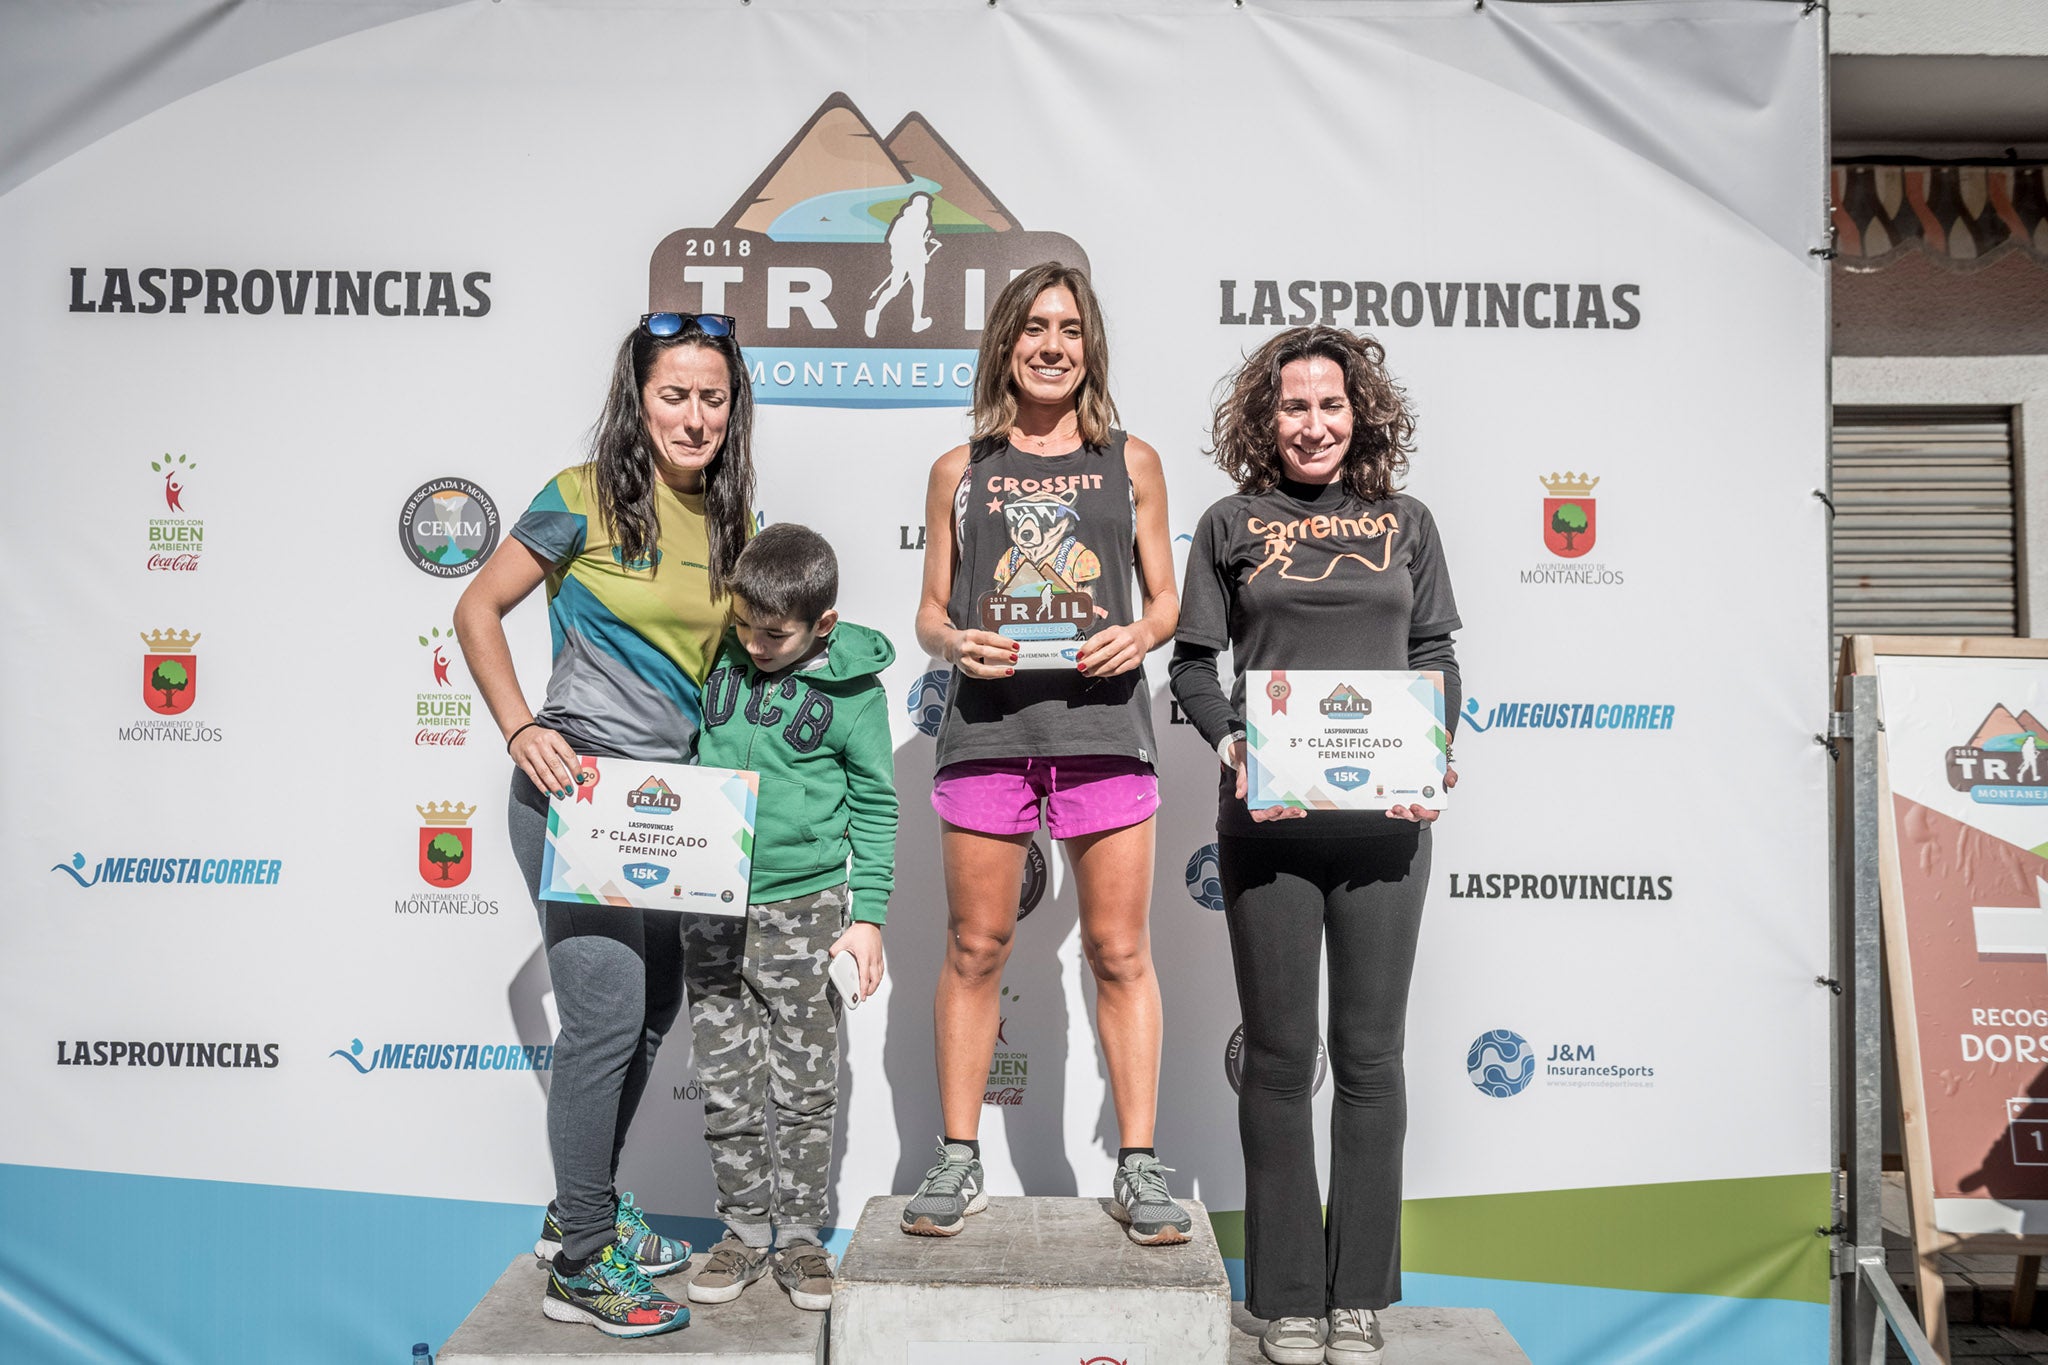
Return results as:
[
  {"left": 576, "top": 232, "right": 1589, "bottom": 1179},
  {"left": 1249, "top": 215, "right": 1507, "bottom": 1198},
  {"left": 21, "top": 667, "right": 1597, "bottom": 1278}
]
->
[
  {"left": 771, "top": 1241, "right": 836, "bottom": 1311},
  {"left": 900, "top": 1141, "right": 987, "bottom": 1236},
  {"left": 1110, "top": 1153, "right": 1193, "bottom": 1246},
  {"left": 1259, "top": 1316, "right": 1328, "bottom": 1365},
  {"left": 686, "top": 1236, "right": 770, "bottom": 1304},
  {"left": 533, "top": 1193, "right": 691, "bottom": 1276},
  {"left": 1325, "top": 1307, "right": 1385, "bottom": 1361},
  {"left": 541, "top": 1245, "right": 688, "bottom": 1338}
]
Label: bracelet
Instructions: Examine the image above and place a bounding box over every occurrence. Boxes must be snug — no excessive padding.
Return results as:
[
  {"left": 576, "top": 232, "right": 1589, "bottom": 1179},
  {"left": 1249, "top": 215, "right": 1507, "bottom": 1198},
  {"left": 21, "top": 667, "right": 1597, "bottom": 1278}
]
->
[{"left": 506, "top": 720, "right": 543, "bottom": 752}]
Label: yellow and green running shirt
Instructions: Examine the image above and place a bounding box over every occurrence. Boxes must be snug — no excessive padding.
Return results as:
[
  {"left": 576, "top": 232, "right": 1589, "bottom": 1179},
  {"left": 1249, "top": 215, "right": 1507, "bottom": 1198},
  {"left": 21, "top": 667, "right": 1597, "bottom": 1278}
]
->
[{"left": 511, "top": 465, "right": 729, "bottom": 762}]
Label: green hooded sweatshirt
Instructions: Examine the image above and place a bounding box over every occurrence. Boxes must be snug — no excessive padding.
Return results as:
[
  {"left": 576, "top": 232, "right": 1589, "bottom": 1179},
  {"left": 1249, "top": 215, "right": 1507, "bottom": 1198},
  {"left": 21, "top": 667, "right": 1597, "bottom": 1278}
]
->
[{"left": 694, "top": 621, "right": 898, "bottom": 923}]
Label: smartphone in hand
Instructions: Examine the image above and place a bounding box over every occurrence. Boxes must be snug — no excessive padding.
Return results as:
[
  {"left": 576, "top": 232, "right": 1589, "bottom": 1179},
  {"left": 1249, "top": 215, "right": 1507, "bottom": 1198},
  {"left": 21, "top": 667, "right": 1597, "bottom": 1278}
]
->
[{"left": 828, "top": 949, "right": 863, "bottom": 1009}]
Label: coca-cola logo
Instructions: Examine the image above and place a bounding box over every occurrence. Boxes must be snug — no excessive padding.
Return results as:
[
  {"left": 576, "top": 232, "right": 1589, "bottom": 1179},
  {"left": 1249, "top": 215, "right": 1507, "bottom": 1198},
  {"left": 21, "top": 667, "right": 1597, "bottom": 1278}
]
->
[
  {"left": 145, "top": 452, "right": 204, "bottom": 572},
  {"left": 414, "top": 624, "right": 473, "bottom": 747},
  {"left": 985, "top": 1086, "right": 1025, "bottom": 1106}
]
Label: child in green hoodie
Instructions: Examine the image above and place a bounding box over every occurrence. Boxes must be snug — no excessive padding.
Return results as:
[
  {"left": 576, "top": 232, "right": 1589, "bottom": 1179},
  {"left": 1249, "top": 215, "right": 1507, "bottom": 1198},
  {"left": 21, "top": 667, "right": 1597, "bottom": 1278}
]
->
[{"left": 681, "top": 522, "right": 897, "bottom": 1313}]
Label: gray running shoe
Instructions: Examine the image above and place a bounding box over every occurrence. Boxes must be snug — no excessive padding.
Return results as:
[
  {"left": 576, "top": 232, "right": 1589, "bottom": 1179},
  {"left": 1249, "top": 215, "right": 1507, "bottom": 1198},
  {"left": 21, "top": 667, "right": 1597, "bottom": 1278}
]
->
[
  {"left": 900, "top": 1141, "right": 987, "bottom": 1236},
  {"left": 1259, "top": 1315, "right": 1327, "bottom": 1365},
  {"left": 685, "top": 1236, "right": 769, "bottom": 1304},
  {"left": 1110, "top": 1153, "right": 1193, "bottom": 1245},
  {"left": 1325, "top": 1307, "right": 1385, "bottom": 1361},
  {"left": 771, "top": 1242, "right": 836, "bottom": 1311}
]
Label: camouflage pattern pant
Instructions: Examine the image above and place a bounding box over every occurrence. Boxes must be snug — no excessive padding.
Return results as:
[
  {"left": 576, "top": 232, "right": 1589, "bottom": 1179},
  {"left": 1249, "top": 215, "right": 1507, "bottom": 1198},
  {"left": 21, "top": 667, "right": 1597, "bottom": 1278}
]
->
[{"left": 682, "top": 883, "right": 847, "bottom": 1247}]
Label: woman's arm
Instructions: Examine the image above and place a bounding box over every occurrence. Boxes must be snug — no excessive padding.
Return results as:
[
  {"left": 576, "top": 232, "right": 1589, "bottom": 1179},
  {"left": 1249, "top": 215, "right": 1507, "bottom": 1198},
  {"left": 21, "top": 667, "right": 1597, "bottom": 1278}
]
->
[
  {"left": 454, "top": 538, "right": 580, "bottom": 798},
  {"left": 915, "top": 445, "right": 1015, "bottom": 679},
  {"left": 1078, "top": 435, "right": 1177, "bottom": 678},
  {"left": 1166, "top": 642, "right": 1238, "bottom": 756}
]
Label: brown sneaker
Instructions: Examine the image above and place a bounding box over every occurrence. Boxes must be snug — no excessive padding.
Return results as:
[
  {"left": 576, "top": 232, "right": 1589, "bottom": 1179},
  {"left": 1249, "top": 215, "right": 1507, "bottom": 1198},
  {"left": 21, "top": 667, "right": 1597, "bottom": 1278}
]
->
[
  {"left": 685, "top": 1236, "right": 768, "bottom": 1304},
  {"left": 771, "top": 1242, "right": 835, "bottom": 1311}
]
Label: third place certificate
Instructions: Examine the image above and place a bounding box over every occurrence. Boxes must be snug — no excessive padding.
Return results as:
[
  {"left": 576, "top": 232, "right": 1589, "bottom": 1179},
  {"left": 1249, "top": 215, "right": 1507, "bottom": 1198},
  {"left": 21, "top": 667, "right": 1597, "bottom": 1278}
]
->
[{"left": 1245, "top": 670, "right": 1449, "bottom": 812}]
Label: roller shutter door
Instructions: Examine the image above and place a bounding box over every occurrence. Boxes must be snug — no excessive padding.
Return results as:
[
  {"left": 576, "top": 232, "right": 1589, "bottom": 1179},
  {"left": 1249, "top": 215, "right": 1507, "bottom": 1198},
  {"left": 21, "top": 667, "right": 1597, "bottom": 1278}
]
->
[{"left": 1831, "top": 406, "right": 2018, "bottom": 641}]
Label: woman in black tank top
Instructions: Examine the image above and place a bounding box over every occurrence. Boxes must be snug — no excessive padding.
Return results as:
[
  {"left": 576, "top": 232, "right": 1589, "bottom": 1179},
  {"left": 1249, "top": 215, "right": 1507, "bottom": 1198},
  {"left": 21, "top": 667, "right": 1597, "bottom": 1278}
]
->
[{"left": 901, "top": 263, "right": 1188, "bottom": 1244}]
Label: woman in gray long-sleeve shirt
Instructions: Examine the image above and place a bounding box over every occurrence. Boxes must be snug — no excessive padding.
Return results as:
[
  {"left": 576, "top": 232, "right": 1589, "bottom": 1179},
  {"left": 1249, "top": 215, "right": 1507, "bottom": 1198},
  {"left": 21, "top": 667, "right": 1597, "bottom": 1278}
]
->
[{"left": 1168, "top": 325, "right": 1461, "bottom": 1365}]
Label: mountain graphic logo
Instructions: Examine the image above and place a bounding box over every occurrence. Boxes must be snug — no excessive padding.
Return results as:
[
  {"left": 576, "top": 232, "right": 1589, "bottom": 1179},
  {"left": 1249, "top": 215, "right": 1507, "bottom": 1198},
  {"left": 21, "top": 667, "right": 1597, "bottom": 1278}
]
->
[
  {"left": 1948, "top": 703, "right": 2048, "bottom": 804},
  {"left": 627, "top": 777, "right": 682, "bottom": 814},
  {"left": 649, "top": 92, "right": 1089, "bottom": 408},
  {"left": 1320, "top": 683, "right": 1371, "bottom": 719}
]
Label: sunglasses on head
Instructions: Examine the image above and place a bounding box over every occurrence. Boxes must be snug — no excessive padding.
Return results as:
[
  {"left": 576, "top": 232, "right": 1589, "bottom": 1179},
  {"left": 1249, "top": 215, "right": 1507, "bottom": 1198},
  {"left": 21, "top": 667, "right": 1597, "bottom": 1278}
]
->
[{"left": 641, "top": 312, "right": 737, "bottom": 340}]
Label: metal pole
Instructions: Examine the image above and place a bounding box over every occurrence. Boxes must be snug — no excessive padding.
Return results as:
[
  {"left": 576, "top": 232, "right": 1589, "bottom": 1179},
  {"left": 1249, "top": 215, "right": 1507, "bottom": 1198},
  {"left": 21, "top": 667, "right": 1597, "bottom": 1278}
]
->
[
  {"left": 1845, "top": 672, "right": 1940, "bottom": 1364},
  {"left": 1845, "top": 673, "right": 1886, "bottom": 1365}
]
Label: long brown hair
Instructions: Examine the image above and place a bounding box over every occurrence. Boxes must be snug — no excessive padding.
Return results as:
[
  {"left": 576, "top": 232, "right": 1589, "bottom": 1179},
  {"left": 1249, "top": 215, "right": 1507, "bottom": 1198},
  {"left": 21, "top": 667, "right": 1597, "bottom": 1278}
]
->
[
  {"left": 1209, "top": 326, "right": 1414, "bottom": 501},
  {"left": 588, "top": 324, "right": 755, "bottom": 596},
  {"left": 970, "top": 262, "right": 1119, "bottom": 450}
]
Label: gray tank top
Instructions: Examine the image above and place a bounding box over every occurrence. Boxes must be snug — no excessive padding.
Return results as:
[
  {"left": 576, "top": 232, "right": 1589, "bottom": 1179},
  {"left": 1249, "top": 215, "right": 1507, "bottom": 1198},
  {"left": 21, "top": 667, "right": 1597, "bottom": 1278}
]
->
[{"left": 935, "top": 431, "right": 1157, "bottom": 771}]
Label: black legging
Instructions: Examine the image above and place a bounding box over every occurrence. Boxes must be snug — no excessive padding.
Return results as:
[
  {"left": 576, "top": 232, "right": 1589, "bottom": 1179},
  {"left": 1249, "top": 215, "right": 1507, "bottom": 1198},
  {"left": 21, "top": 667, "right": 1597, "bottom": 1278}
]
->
[{"left": 1219, "top": 828, "right": 1430, "bottom": 1319}]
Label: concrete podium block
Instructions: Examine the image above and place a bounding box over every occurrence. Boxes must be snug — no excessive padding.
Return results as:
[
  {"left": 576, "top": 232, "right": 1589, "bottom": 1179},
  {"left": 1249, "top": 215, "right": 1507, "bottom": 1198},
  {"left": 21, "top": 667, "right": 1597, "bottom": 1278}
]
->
[
  {"left": 830, "top": 1195, "right": 1233, "bottom": 1365},
  {"left": 440, "top": 1256, "right": 824, "bottom": 1365},
  {"left": 1228, "top": 1303, "right": 1531, "bottom": 1364}
]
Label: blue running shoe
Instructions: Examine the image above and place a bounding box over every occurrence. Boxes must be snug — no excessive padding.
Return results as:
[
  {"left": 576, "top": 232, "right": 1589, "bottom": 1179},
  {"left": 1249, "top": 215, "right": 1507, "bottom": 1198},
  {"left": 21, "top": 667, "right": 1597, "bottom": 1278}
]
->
[{"left": 534, "top": 1193, "right": 691, "bottom": 1277}]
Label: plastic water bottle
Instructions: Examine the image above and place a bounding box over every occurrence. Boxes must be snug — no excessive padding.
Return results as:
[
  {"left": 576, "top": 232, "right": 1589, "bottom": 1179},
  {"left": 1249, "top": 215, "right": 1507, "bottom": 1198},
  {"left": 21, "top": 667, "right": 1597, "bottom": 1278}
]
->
[{"left": 411, "top": 1345, "right": 432, "bottom": 1365}]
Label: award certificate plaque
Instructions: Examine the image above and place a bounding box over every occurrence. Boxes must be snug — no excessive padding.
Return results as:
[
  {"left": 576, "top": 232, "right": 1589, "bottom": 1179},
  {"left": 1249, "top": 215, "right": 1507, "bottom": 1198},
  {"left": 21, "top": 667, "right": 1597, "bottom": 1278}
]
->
[
  {"left": 540, "top": 756, "right": 757, "bottom": 914},
  {"left": 1244, "top": 670, "right": 1449, "bottom": 812}
]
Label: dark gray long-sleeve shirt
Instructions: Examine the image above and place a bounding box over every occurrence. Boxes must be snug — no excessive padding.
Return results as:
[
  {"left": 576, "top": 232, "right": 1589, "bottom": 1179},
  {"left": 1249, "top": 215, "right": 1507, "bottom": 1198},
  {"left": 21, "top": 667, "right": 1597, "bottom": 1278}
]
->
[{"left": 1168, "top": 478, "right": 1462, "bottom": 838}]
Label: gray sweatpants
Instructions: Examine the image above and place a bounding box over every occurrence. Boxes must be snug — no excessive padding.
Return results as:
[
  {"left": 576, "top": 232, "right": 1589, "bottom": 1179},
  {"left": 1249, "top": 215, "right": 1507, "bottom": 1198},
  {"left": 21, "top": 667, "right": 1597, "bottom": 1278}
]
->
[
  {"left": 682, "top": 884, "right": 848, "bottom": 1249},
  {"left": 509, "top": 771, "right": 685, "bottom": 1262}
]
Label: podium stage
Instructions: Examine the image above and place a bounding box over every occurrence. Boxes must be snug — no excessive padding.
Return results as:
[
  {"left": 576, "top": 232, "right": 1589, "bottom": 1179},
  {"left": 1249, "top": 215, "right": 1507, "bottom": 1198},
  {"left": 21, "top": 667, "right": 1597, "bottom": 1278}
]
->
[
  {"left": 441, "top": 1255, "right": 824, "bottom": 1365},
  {"left": 442, "top": 1199, "right": 1527, "bottom": 1364}
]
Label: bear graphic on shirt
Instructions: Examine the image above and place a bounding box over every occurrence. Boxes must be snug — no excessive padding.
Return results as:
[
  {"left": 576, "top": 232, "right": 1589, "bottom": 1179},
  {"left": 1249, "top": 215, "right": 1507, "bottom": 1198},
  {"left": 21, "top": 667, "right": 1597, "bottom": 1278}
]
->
[{"left": 978, "top": 489, "right": 1101, "bottom": 638}]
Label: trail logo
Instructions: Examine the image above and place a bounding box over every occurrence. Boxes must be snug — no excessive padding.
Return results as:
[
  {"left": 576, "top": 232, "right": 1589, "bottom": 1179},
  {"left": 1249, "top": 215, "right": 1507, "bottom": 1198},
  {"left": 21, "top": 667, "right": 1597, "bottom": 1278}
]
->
[
  {"left": 1225, "top": 1025, "right": 1327, "bottom": 1096},
  {"left": 417, "top": 801, "right": 476, "bottom": 888},
  {"left": 627, "top": 776, "right": 683, "bottom": 815},
  {"left": 399, "top": 477, "right": 499, "bottom": 578},
  {"left": 1948, "top": 704, "right": 2048, "bottom": 805},
  {"left": 649, "top": 93, "right": 1088, "bottom": 408},
  {"left": 1321, "top": 683, "right": 1371, "bottom": 720},
  {"left": 146, "top": 453, "right": 204, "bottom": 570},
  {"left": 1541, "top": 472, "right": 1597, "bottom": 558},
  {"left": 140, "top": 629, "right": 199, "bottom": 714},
  {"left": 987, "top": 983, "right": 1028, "bottom": 1106},
  {"left": 1186, "top": 843, "right": 1224, "bottom": 911},
  {"left": 415, "top": 625, "right": 472, "bottom": 746}
]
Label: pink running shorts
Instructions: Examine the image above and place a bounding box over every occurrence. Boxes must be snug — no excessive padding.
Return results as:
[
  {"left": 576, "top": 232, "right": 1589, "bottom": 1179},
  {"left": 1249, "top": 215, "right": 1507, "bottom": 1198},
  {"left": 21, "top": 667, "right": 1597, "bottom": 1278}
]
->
[{"left": 931, "top": 755, "right": 1159, "bottom": 840}]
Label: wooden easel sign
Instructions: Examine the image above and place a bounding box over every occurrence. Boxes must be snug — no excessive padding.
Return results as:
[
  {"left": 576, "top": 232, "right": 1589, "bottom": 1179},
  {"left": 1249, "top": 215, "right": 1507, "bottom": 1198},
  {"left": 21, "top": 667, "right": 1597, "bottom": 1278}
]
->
[{"left": 1861, "top": 636, "right": 2048, "bottom": 1343}]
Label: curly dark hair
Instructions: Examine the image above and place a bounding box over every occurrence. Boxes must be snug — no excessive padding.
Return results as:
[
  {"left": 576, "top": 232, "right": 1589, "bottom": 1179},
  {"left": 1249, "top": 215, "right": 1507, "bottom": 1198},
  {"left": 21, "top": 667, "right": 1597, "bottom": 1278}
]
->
[{"left": 1209, "top": 326, "right": 1415, "bottom": 501}]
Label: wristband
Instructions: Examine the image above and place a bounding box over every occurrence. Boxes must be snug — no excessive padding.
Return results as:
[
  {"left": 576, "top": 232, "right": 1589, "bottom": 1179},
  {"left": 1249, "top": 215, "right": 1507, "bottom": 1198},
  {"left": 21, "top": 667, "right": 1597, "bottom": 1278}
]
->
[
  {"left": 1218, "top": 730, "right": 1245, "bottom": 766},
  {"left": 506, "top": 720, "right": 544, "bottom": 752}
]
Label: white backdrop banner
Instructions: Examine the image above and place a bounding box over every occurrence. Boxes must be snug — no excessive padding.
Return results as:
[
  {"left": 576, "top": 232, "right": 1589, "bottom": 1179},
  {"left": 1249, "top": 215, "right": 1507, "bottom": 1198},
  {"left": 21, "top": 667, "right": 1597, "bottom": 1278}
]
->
[{"left": 0, "top": 3, "right": 1831, "bottom": 1362}]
